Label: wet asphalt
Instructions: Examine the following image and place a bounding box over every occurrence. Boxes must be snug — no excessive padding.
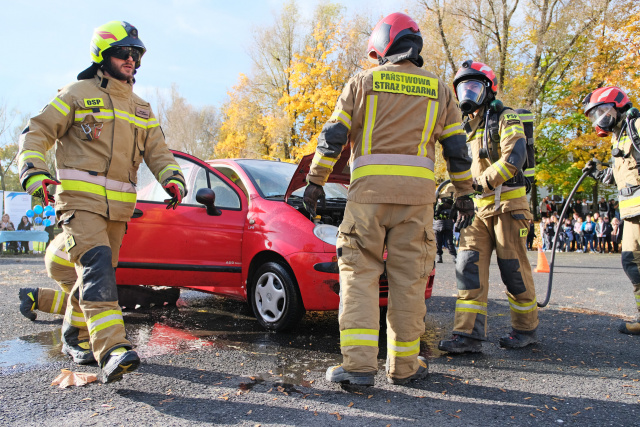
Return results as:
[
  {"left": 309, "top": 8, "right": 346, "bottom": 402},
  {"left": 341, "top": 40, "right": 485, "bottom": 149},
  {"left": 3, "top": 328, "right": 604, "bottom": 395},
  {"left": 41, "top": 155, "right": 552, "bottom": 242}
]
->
[{"left": 0, "top": 250, "right": 639, "bottom": 426}]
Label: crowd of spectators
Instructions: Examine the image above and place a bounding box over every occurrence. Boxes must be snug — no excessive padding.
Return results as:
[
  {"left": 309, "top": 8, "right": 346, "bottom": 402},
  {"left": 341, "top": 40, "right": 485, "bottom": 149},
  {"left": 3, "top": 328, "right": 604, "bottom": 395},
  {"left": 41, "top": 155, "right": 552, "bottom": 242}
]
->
[{"left": 537, "top": 196, "right": 622, "bottom": 253}]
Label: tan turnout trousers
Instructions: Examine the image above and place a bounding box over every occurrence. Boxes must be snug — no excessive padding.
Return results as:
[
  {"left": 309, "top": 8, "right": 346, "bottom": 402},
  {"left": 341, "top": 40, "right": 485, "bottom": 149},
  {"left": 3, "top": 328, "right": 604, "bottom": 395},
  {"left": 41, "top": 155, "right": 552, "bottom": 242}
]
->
[
  {"left": 338, "top": 201, "right": 435, "bottom": 380},
  {"left": 453, "top": 209, "right": 538, "bottom": 338},
  {"left": 36, "top": 233, "right": 77, "bottom": 316},
  {"left": 60, "top": 210, "right": 129, "bottom": 364},
  {"left": 621, "top": 218, "right": 640, "bottom": 318}
]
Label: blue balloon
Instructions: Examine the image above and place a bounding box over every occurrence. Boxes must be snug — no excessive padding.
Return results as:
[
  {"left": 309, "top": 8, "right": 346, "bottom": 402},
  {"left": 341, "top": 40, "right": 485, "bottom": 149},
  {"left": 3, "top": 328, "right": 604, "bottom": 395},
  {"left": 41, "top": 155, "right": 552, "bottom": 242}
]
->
[
  {"left": 33, "top": 205, "right": 44, "bottom": 215},
  {"left": 44, "top": 206, "right": 55, "bottom": 216},
  {"left": 26, "top": 209, "right": 34, "bottom": 218},
  {"left": 43, "top": 219, "right": 51, "bottom": 227},
  {"left": 34, "top": 217, "right": 43, "bottom": 225}
]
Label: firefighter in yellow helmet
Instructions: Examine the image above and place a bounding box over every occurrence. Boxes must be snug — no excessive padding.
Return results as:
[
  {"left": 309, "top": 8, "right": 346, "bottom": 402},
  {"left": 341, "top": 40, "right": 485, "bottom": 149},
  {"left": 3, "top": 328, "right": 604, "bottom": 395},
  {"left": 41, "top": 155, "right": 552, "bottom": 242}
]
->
[
  {"left": 582, "top": 86, "right": 640, "bottom": 335},
  {"left": 304, "top": 12, "right": 475, "bottom": 386},
  {"left": 17, "top": 21, "right": 186, "bottom": 383},
  {"left": 438, "top": 61, "right": 539, "bottom": 354}
]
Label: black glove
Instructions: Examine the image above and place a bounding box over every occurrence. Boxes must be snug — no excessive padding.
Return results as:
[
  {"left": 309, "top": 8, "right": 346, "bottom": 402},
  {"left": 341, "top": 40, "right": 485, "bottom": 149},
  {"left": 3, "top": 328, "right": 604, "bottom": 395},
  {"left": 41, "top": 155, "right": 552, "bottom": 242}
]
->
[
  {"left": 593, "top": 168, "right": 615, "bottom": 185},
  {"left": 450, "top": 194, "right": 475, "bottom": 231},
  {"left": 303, "top": 182, "right": 325, "bottom": 219},
  {"left": 582, "top": 159, "right": 598, "bottom": 177}
]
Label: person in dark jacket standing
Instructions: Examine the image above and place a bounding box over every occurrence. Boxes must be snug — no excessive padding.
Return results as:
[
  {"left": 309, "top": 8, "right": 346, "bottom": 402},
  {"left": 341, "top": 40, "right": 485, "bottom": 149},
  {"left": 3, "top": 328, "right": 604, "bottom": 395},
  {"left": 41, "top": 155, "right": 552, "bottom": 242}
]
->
[
  {"left": 526, "top": 219, "right": 535, "bottom": 251},
  {"left": 434, "top": 183, "right": 457, "bottom": 263}
]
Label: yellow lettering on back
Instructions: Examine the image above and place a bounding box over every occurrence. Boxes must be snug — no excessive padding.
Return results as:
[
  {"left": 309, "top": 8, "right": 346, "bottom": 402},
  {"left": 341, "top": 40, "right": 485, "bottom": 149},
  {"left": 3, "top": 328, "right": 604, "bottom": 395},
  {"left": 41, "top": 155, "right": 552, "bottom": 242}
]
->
[{"left": 372, "top": 71, "right": 438, "bottom": 98}]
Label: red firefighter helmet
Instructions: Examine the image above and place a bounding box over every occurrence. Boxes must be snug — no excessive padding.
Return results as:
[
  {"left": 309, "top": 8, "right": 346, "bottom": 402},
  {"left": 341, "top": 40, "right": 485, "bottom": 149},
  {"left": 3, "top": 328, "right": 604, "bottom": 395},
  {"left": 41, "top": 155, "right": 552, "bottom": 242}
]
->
[
  {"left": 453, "top": 60, "right": 498, "bottom": 97},
  {"left": 582, "top": 86, "right": 631, "bottom": 136},
  {"left": 367, "top": 12, "right": 421, "bottom": 61}
]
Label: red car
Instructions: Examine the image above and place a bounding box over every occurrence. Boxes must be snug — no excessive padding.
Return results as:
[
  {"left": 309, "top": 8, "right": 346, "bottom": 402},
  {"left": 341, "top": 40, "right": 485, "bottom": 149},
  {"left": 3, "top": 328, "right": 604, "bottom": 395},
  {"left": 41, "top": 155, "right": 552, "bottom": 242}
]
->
[{"left": 116, "top": 149, "right": 434, "bottom": 331}]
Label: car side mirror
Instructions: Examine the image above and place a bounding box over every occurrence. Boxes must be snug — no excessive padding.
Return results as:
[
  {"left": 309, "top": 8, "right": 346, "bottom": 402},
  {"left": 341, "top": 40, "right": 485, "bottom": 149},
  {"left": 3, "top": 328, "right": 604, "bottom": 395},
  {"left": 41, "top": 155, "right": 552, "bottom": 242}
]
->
[{"left": 196, "top": 188, "right": 222, "bottom": 216}]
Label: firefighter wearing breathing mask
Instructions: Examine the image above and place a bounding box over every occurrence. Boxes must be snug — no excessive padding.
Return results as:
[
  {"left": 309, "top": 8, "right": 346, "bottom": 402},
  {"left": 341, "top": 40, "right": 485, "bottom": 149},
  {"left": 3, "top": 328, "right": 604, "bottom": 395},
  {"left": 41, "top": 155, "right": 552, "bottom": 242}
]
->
[
  {"left": 17, "top": 20, "right": 186, "bottom": 383},
  {"left": 304, "top": 13, "right": 475, "bottom": 386},
  {"left": 438, "top": 60, "right": 539, "bottom": 354},
  {"left": 582, "top": 86, "right": 640, "bottom": 335}
]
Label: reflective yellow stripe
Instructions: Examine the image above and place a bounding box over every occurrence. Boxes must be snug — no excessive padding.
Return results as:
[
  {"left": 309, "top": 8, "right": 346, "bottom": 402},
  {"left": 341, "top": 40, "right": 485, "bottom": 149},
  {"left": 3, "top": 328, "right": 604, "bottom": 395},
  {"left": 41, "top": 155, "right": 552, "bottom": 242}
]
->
[
  {"left": 502, "top": 125, "right": 524, "bottom": 139},
  {"left": 636, "top": 295, "right": 640, "bottom": 307},
  {"left": 418, "top": 100, "right": 438, "bottom": 156},
  {"left": 311, "top": 152, "right": 338, "bottom": 169},
  {"left": 518, "top": 113, "right": 534, "bottom": 123},
  {"left": 507, "top": 296, "right": 537, "bottom": 313},
  {"left": 524, "top": 168, "right": 535, "bottom": 177},
  {"left": 61, "top": 180, "right": 136, "bottom": 204},
  {"left": 469, "top": 127, "right": 485, "bottom": 141},
  {"left": 361, "top": 95, "right": 377, "bottom": 155},
  {"left": 619, "top": 194, "right": 640, "bottom": 209},
  {"left": 351, "top": 165, "right": 435, "bottom": 181},
  {"left": 66, "top": 310, "right": 86, "bottom": 328},
  {"left": 51, "top": 97, "right": 70, "bottom": 116},
  {"left": 441, "top": 123, "right": 464, "bottom": 140},
  {"left": 474, "top": 187, "right": 526, "bottom": 207},
  {"left": 113, "top": 108, "right": 157, "bottom": 129},
  {"left": 88, "top": 310, "right": 125, "bottom": 336},
  {"left": 50, "top": 290, "right": 65, "bottom": 314},
  {"left": 340, "top": 328, "right": 379, "bottom": 347},
  {"left": 492, "top": 159, "right": 513, "bottom": 180},
  {"left": 387, "top": 338, "right": 420, "bottom": 357},
  {"left": 450, "top": 169, "right": 472, "bottom": 182},
  {"left": 20, "top": 150, "right": 46, "bottom": 163},
  {"left": 330, "top": 109, "right": 352, "bottom": 130},
  {"left": 455, "top": 300, "right": 487, "bottom": 315},
  {"left": 158, "top": 164, "right": 182, "bottom": 181},
  {"left": 48, "top": 252, "right": 75, "bottom": 268}
]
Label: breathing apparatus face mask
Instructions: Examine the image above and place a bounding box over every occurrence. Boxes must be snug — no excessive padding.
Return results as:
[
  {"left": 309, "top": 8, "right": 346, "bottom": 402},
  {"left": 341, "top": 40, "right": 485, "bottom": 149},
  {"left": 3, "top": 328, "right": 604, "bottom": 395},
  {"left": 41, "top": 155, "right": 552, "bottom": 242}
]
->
[
  {"left": 456, "top": 80, "right": 487, "bottom": 114},
  {"left": 587, "top": 103, "right": 618, "bottom": 137}
]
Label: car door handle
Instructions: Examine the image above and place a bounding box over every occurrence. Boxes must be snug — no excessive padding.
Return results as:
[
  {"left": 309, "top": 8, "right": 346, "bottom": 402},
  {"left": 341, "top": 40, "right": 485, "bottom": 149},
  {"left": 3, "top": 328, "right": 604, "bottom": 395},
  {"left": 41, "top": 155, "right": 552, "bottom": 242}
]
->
[{"left": 132, "top": 208, "right": 143, "bottom": 218}]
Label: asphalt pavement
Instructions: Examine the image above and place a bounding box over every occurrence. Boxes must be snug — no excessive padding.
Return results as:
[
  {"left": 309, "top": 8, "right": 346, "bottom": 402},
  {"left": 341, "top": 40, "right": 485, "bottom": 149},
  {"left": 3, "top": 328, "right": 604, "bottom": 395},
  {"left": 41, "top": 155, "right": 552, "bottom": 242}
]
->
[{"left": 0, "top": 250, "right": 639, "bottom": 426}]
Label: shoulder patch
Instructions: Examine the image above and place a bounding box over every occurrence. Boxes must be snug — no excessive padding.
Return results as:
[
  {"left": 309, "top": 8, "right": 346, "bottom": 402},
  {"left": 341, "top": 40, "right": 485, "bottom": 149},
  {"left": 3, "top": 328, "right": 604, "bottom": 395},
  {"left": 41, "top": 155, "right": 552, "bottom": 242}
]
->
[
  {"left": 504, "top": 113, "right": 520, "bottom": 121},
  {"left": 372, "top": 71, "right": 438, "bottom": 99},
  {"left": 84, "top": 98, "right": 104, "bottom": 108},
  {"left": 135, "top": 107, "right": 150, "bottom": 119}
]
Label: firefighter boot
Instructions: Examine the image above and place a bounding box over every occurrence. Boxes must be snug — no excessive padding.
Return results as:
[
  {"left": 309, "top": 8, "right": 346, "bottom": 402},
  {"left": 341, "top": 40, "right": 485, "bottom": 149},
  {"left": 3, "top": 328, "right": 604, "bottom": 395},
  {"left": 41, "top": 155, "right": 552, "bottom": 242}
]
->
[
  {"left": 62, "top": 341, "right": 96, "bottom": 365},
  {"left": 436, "top": 255, "right": 443, "bottom": 263},
  {"left": 101, "top": 347, "right": 140, "bottom": 383},
  {"left": 387, "top": 356, "right": 429, "bottom": 385},
  {"left": 618, "top": 319, "right": 640, "bottom": 335},
  {"left": 499, "top": 328, "right": 539, "bottom": 348},
  {"left": 18, "top": 288, "right": 38, "bottom": 321},
  {"left": 438, "top": 334, "right": 482, "bottom": 354},
  {"left": 326, "top": 365, "right": 376, "bottom": 386}
]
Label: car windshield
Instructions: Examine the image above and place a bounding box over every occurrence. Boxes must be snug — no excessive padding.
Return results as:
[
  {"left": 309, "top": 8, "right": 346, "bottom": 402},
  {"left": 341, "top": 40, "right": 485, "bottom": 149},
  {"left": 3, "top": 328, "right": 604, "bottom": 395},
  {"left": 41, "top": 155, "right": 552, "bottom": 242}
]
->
[{"left": 235, "top": 159, "right": 347, "bottom": 199}]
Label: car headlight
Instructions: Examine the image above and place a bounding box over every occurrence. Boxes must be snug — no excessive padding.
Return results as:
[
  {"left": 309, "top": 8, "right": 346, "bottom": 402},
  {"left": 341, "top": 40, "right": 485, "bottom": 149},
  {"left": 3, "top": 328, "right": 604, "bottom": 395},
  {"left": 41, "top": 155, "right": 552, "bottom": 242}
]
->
[{"left": 313, "top": 224, "right": 339, "bottom": 246}]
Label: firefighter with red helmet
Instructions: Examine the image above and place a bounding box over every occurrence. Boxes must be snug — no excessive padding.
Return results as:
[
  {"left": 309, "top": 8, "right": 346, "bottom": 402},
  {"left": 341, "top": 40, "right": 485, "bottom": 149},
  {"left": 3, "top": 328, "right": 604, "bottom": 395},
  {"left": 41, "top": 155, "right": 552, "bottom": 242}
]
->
[
  {"left": 17, "top": 21, "right": 186, "bottom": 382},
  {"left": 582, "top": 86, "right": 640, "bottom": 335},
  {"left": 304, "top": 12, "right": 475, "bottom": 385},
  {"left": 438, "top": 60, "right": 539, "bottom": 354}
]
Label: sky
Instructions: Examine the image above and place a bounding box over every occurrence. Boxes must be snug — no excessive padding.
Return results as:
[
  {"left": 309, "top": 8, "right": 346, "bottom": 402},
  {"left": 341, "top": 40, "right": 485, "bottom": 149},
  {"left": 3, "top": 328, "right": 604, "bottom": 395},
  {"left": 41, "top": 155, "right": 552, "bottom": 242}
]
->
[{"left": 0, "top": 0, "right": 405, "bottom": 121}]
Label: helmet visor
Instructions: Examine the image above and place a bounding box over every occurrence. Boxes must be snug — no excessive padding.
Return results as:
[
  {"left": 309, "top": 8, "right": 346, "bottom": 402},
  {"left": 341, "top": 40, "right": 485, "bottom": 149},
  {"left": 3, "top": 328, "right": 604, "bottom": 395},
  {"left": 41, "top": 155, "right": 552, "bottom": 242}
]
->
[
  {"left": 587, "top": 103, "right": 617, "bottom": 130},
  {"left": 456, "top": 80, "right": 486, "bottom": 105}
]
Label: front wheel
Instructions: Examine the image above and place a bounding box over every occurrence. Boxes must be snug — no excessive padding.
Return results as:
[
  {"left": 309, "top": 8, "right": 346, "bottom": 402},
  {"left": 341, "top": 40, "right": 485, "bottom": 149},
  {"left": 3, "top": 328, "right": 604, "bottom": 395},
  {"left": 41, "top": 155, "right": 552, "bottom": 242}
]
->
[{"left": 250, "top": 261, "right": 305, "bottom": 331}]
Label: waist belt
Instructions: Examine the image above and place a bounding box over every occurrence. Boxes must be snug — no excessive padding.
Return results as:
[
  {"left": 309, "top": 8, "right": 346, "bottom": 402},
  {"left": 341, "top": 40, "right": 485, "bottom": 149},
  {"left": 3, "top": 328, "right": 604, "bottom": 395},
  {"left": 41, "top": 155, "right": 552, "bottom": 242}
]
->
[{"left": 619, "top": 185, "right": 640, "bottom": 197}]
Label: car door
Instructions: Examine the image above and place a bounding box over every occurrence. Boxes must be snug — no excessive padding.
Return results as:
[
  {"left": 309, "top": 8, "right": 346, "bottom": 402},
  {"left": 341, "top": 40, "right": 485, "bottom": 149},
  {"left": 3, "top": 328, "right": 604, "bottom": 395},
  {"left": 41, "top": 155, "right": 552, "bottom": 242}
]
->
[{"left": 117, "top": 152, "right": 247, "bottom": 297}]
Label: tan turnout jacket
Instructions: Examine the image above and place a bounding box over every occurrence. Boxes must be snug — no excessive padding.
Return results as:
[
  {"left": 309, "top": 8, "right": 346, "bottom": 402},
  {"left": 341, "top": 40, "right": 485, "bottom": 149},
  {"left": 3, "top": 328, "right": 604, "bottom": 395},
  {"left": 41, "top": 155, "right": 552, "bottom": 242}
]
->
[
  {"left": 18, "top": 70, "right": 184, "bottom": 222},
  {"left": 307, "top": 60, "right": 473, "bottom": 204},
  {"left": 612, "top": 119, "right": 640, "bottom": 219},
  {"left": 465, "top": 106, "right": 529, "bottom": 217}
]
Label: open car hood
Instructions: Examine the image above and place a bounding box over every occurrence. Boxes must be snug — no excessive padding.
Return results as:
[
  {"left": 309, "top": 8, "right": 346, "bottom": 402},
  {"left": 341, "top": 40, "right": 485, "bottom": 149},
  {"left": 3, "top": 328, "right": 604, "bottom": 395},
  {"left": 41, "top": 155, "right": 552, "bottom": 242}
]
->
[{"left": 284, "top": 144, "right": 351, "bottom": 202}]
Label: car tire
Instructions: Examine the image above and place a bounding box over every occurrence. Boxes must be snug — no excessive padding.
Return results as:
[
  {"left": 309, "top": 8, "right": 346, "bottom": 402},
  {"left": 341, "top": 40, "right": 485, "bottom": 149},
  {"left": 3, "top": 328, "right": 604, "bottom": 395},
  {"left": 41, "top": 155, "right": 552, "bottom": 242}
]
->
[{"left": 250, "top": 261, "right": 305, "bottom": 331}]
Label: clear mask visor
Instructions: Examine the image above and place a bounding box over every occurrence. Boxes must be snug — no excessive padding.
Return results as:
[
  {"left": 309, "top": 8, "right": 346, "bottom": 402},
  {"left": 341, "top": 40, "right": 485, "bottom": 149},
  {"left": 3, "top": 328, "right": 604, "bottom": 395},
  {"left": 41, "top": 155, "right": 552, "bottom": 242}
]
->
[
  {"left": 587, "top": 103, "right": 617, "bottom": 129},
  {"left": 456, "top": 80, "right": 486, "bottom": 105}
]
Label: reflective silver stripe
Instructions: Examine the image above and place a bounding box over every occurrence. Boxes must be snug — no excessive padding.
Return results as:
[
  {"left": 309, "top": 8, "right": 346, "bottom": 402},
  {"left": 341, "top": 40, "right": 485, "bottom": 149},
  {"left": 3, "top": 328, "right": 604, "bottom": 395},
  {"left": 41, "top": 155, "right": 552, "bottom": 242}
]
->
[
  {"left": 507, "top": 298, "right": 537, "bottom": 313},
  {"left": 450, "top": 169, "right": 472, "bottom": 181},
  {"left": 455, "top": 301, "right": 488, "bottom": 314},
  {"left": 636, "top": 295, "right": 640, "bottom": 306},
  {"left": 476, "top": 185, "right": 525, "bottom": 199},
  {"left": 440, "top": 123, "right": 464, "bottom": 139},
  {"left": 51, "top": 97, "right": 70, "bottom": 116},
  {"left": 87, "top": 313, "right": 123, "bottom": 331},
  {"left": 387, "top": 341, "right": 420, "bottom": 353},
  {"left": 52, "top": 291, "right": 64, "bottom": 314},
  {"left": 494, "top": 184, "right": 502, "bottom": 212},
  {"left": 75, "top": 110, "right": 115, "bottom": 121},
  {"left": 361, "top": 95, "right": 377, "bottom": 155},
  {"left": 57, "top": 169, "right": 136, "bottom": 194},
  {"left": 419, "top": 100, "right": 438, "bottom": 157},
  {"left": 351, "top": 154, "right": 435, "bottom": 171},
  {"left": 53, "top": 248, "right": 70, "bottom": 261}
]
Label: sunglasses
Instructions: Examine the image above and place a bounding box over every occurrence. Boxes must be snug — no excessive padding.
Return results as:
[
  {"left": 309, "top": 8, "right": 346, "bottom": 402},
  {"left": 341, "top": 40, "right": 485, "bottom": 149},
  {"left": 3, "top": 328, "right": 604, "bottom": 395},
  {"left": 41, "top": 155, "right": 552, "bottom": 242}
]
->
[{"left": 109, "top": 46, "right": 142, "bottom": 63}]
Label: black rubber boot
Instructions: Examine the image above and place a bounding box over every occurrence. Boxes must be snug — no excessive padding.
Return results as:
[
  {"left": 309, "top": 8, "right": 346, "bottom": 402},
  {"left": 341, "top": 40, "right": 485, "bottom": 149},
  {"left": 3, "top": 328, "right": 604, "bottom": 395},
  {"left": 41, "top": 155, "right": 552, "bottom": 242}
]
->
[
  {"left": 436, "top": 255, "right": 443, "bottom": 263},
  {"left": 618, "top": 320, "right": 640, "bottom": 335},
  {"left": 325, "top": 365, "right": 375, "bottom": 386},
  {"left": 62, "top": 341, "right": 96, "bottom": 365},
  {"left": 499, "top": 328, "right": 539, "bottom": 348},
  {"left": 19, "top": 288, "right": 38, "bottom": 321},
  {"left": 438, "top": 334, "right": 482, "bottom": 353},
  {"left": 101, "top": 347, "right": 140, "bottom": 383},
  {"left": 387, "top": 356, "right": 429, "bottom": 385}
]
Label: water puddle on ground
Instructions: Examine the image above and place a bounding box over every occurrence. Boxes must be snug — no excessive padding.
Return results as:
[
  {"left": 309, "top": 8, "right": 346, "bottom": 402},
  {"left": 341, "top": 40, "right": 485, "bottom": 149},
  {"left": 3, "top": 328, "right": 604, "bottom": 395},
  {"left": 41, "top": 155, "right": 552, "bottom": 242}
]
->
[{"left": 0, "top": 292, "right": 447, "bottom": 378}]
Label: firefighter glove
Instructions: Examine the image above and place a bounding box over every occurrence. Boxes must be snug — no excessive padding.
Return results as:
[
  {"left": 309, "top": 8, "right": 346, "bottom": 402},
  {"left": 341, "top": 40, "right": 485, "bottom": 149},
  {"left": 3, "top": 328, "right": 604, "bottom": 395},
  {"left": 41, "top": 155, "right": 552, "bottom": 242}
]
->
[
  {"left": 450, "top": 194, "right": 475, "bottom": 231},
  {"left": 163, "top": 179, "right": 186, "bottom": 210},
  {"left": 303, "top": 182, "right": 325, "bottom": 219},
  {"left": 25, "top": 174, "right": 60, "bottom": 206},
  {"left": 594, "top": 167, "right": 615, "bottom": 185},
  {"left": 581, "top": 159, "right": 598, "bottom": 177}
]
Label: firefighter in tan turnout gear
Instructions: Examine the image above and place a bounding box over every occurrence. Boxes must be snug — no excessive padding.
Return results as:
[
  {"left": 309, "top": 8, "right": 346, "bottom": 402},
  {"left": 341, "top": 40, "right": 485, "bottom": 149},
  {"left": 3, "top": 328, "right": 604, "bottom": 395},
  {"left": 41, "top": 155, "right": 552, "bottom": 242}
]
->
[
  {"left": 17, "top": 21, "right": 186, "bottom": 382},
  {"left": 438, "top": 61, "right": 539, "bottom": 354},
  {"left": 582, "top": 86, "right": 640, "bottom": 335},
  {"left": 304, "top": 13, "right": 475, "bottom": 386}
]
